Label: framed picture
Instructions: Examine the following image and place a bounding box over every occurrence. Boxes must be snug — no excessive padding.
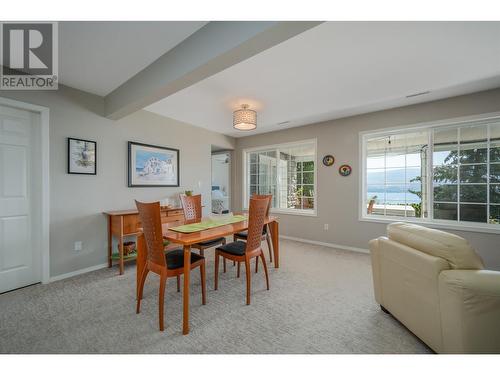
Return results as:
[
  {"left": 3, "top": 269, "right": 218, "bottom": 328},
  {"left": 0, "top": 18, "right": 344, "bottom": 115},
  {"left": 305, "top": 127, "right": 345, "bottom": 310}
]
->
[
  {"left": 68, "top": 138, "right": 96, "bottom": 175},
  {"left": 128, "top": 141, "right": 180, "bottom": 187}
]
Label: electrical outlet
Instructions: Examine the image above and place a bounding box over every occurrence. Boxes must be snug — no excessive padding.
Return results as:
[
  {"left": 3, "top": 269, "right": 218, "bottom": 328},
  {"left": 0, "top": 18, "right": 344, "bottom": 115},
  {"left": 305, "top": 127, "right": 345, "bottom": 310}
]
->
[
  {"left": 324, "top": 224, "right": 329, "bottom": 231},
  {"left": 74, "top": 241, "right": 82, "bottom": 251}
]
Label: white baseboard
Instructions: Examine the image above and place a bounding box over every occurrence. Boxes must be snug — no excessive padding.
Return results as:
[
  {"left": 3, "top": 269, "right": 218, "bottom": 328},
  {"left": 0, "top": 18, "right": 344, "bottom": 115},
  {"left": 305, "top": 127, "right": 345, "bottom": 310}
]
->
[
  {"left": 280, "top": 235, "right": 369, "bottom": 254},
  {"left": 48, "top": 262, "right": 109, "bottom": 283}
]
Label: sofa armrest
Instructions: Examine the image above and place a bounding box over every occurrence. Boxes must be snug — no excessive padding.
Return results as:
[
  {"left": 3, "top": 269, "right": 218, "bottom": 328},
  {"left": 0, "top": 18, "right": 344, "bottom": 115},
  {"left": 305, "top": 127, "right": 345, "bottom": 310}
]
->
[
  {"left": 439, "top": 270, "right": 500, "bottom": 353},
  {"left": 368, "top": 238, "right": 383, "bottom": 304}
]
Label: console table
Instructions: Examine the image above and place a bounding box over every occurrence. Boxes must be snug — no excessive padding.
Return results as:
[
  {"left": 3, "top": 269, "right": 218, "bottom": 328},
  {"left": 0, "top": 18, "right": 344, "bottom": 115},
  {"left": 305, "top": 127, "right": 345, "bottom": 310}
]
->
[{"left": 103, "top": 207, "right": 184, "bottom": 275}]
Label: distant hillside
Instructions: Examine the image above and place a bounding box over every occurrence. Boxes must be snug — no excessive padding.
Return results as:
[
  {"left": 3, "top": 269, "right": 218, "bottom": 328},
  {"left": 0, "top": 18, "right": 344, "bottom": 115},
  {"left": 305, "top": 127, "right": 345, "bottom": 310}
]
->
[{"left": 367, "top": 168, "right": 421, "bottom": 186}]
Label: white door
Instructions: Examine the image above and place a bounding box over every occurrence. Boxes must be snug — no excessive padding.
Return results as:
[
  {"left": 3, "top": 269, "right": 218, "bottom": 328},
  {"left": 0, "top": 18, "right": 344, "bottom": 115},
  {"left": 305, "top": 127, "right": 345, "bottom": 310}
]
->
[{"left": 0, "top": 104, "right": 41, "bottom": 293}]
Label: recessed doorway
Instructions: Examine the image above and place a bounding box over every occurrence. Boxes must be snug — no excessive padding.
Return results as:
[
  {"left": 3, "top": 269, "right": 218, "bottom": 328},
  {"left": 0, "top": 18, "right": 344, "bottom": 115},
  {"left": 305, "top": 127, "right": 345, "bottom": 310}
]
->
[{"left": 211, "top": 148, "right": 231, "bottom": 214}]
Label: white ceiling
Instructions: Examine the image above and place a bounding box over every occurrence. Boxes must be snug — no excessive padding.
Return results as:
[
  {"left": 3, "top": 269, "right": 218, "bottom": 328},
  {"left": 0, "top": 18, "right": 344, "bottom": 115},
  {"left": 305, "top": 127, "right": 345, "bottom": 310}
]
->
[
  {"left": 145, "top": 21, "right": 500, "bottom": 137},
  {"left": 59, "top": 21, "right": 207, "bottom": 96}
]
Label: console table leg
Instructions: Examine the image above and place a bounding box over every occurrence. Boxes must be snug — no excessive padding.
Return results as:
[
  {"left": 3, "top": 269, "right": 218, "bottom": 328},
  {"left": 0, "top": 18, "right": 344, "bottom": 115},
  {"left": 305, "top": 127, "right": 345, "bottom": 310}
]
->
[
  {"left": 118, "top": 216, "right": 124, "bottom": 275},
  {"left": 118, "top": 236, "right": 124, "bottom": 275},
  {"left": 107, "top": 216, "right": 113, "bottom": 268}
]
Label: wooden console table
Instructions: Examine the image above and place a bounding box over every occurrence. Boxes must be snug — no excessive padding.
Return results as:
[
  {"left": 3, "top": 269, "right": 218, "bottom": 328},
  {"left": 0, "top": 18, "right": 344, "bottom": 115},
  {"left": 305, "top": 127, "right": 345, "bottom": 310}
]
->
[{"left": 103, "top": 207, "right": 184, "bottom": 275}]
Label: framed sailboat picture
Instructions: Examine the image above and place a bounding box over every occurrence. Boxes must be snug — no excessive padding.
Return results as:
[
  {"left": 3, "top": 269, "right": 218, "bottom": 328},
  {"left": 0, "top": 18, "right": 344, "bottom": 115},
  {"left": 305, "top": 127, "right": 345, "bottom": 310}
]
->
[
  {"left": 128, "top": 141, "right": 180, "bottom": 187},
  {"left": 68, "top": 138, "right": 97, "bottom": 175}
]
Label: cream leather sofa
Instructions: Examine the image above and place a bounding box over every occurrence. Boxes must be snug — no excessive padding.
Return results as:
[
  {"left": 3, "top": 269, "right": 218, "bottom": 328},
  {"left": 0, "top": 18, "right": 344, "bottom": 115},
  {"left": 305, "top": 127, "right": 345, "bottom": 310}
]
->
[{"left": 369, "top": 222, "right": 500, "bottom": 353}]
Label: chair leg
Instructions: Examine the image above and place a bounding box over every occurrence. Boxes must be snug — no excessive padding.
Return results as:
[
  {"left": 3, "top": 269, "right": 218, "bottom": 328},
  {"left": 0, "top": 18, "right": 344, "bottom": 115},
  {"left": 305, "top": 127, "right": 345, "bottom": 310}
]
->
[
  {"left": 266, "top": 232, "right": 273, "bottom": 263},
  {"left": 200, "top": 261, "right": 206, "bottom": 305},
  {"left": 176, "top": 275, "right": 180, "bottom": 292},
  {"left": 199, "top": 249, "right": 205, "bottom": 257},
  {"left": 245, "top": 259, "right": 251, "bottom": 305},
  {"left": 260, "top": 253, "right": 270, "bottom": 290},
  {"left": 159, "top": 274, "right": 167, "bottom": 331},
  {"left": 222, "top": 237, "right": 227, "bottom": 273},
  {"left": 255, "top": 256, "right": 259, "bottom": 273},
  {"left": 136, "top": 267, "right": 149, "bottom": 314},
  {"left": 214, "top": 251, "right": 220, "bottom": 290},
  {"left": 237, "top": 262, "right": 241, "bottom": 278}
]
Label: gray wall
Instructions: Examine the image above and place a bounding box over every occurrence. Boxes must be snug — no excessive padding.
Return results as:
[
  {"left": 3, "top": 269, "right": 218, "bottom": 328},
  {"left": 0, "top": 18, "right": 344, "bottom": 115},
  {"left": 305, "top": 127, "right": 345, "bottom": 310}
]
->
[
  {"left": 233, "top": 88, "right": 500, "bottom": 270},
  {"left": 0, "top": 86, "right": 235, "bottom": 277},
  {"left": 2, "top": 85, "right": 500, "bottom": 277}
]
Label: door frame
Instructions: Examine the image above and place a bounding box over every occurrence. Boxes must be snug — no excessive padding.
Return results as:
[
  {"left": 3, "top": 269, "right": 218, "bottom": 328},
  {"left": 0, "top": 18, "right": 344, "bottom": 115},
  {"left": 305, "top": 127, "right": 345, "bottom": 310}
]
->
[{"left": 0, "top": 96, "right": 50, "bottom": 284}]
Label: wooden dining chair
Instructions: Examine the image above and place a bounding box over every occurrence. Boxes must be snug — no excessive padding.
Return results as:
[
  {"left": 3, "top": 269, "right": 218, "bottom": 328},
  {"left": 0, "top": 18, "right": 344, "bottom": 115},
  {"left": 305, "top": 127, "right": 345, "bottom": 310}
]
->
[
  {"left": 180, "top": 194, "right": 228, "bottom": 272},
  {"left": 135, "top": 200, "right": 206, "bottom": 331},
  {"left": 214, "top": 197, "right": 270, "bottom": 305},
  {"left": 233, "top": 194, "right": 273, "bottom": 275}
]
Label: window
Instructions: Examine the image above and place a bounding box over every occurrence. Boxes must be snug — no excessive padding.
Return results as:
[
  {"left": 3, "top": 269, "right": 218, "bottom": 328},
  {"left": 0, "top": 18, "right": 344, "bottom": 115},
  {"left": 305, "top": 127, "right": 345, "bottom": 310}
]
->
[
  {"left": 361, "top": 116, "right": 500, "bottom": 230},
  {"left": 244, "top": 140, "right": 316, "bottom": 214}
]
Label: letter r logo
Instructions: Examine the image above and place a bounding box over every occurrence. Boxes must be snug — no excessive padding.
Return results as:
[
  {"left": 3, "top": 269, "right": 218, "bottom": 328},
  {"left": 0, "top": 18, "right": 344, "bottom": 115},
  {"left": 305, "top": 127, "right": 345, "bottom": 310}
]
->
[{"left": 2, "top": 23, "right": 53, "bottom": 75}]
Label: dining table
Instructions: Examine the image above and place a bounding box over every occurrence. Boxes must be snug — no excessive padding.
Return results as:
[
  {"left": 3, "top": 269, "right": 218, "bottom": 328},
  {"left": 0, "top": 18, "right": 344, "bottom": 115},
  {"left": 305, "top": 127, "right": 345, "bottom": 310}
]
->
[{"left": 136, "top": 214, "right": 280, "bottom": 335}]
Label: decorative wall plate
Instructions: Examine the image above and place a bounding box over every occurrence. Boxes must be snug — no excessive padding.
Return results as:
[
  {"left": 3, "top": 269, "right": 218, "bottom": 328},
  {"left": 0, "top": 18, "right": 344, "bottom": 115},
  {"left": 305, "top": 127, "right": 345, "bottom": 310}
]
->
[
  {"left": 339, "top": 164, "right": 352, "bottom": 176},
  {"left": 322, "top": 154, "right": 335, "bottom": 166}
]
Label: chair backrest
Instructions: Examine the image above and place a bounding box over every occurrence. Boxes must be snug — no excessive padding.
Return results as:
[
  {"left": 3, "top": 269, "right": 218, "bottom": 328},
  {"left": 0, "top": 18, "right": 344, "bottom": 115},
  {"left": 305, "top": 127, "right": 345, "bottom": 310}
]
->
[
  {"left": 245, "top": 197, "right": 270, "bottom": 253},
  {"left": 135, "top": 200, "right": 166, "bottom": 268},
  {"left": 367, "top": 199, "right": 376, "bottom": 214},
  {"left": 180, "top": 194, "right": 202, "bottom": 223},
  {"left": 252, "top": 194, "right": 272, "bottom": 218}
]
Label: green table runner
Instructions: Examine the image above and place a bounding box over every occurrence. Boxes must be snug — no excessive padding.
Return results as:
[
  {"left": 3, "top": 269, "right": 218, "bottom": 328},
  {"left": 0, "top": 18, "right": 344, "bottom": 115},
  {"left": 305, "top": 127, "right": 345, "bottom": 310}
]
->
[{"left": 169, "top": 215, "right": 247, "bottom": 233}]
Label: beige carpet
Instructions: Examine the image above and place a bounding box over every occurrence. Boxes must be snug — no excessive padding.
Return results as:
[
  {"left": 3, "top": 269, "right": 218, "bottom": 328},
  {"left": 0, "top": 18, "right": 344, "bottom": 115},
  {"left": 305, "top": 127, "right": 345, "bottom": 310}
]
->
[{"left": 0, "top": 239, "right": 431, "bottom": 354}]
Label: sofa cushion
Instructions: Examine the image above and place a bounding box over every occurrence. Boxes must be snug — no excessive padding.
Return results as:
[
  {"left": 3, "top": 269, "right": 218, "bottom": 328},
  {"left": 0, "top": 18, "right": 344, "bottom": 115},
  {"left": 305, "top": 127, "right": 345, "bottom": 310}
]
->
[{"left": 387, "top": 222, "right": 484, "bottom": 270}]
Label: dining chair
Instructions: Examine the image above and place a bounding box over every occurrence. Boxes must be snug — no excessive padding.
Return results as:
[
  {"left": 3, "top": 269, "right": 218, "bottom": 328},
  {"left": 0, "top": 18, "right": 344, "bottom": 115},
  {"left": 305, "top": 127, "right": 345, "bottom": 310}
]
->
[
  {"left": 233, "top": 194, "right": 273, "bottom": 275},
  {"left": 367, "top": 197, "right": 376, "bottom": 214},
  {"left": 180, "top": 194, "right": 228, "bottom": 272},
  {"left": 214, "top": 196, "right": 270, "bottom": 305},
  {"left": 135, "top": 200, "right": 206, "bottom": 331}
]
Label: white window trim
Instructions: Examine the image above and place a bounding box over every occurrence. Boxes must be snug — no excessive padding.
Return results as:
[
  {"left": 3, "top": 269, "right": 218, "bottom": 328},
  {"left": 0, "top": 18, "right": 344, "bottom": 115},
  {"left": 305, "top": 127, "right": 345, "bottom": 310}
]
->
[
  {"left": 242, "top": 138, "right": 318, "bottom": 217},
  {"left": 359, "top": 111, "right": 500, "bottom": 234}
]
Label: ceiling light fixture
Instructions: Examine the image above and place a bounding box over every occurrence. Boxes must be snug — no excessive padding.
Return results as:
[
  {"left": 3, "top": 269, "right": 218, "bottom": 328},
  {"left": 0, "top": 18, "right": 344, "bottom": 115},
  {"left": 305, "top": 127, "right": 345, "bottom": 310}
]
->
[{"left": 233, "top": 104, "right": 257, "bottom": 131}]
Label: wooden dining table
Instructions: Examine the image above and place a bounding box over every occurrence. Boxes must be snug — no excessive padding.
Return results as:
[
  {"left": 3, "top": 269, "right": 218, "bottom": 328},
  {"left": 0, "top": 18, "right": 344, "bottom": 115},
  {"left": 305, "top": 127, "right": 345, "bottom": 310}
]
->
[{"left": 136, "top": 215, "right": 279, "bottom": 335}]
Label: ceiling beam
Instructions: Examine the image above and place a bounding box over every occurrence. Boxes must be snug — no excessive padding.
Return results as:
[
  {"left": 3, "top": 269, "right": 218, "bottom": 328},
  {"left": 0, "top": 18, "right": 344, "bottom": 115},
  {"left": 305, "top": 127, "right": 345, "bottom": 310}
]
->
[{"left": 103, "top": 21, "right": 322, "bottom": 120}]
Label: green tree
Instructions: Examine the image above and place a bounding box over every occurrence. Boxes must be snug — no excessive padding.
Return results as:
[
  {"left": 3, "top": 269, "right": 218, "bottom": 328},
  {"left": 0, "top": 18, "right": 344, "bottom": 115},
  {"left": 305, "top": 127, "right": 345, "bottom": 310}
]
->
[{"left": 411, "top": 144, "right": 500, "bottom": 222}]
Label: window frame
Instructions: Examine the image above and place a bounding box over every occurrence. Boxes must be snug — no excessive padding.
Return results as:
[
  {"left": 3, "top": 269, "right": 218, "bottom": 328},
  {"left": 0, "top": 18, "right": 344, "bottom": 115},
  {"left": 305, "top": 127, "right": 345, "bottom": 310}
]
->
[
  {"left": 242, "top": 139, "right": 318, "bottom": 216},
  {"left": 359, "top": 112, "right": 500, "bottom": 234}
]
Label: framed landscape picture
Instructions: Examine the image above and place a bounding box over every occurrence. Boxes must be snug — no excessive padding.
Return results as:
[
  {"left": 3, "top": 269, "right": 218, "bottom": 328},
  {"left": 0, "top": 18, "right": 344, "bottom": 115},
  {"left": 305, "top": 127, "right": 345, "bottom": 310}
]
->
[
  {"left": 128, "top": 141, "right": 180, "bottom": 187},
  {"left": 68, "top": 138, "right": 96, "bottom": 175}
]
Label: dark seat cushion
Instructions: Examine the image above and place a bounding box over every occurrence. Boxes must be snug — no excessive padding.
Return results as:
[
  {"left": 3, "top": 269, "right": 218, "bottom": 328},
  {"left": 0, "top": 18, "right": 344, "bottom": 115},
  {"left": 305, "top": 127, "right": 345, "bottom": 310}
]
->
[
  {"left": 234, "top": 231, "right": 248, "bottom": 239},
  {"left": 216, "top": 241, "right": 246, "bottom": 256},
  {"left": 166, "top": 249, "right": 204, "bottom": 270},
  {"left": 234, "top": 226, "right": 267, "bottom": 239},
  {"left": 195, "top": 237, "right": 225, "bottom": 247}
]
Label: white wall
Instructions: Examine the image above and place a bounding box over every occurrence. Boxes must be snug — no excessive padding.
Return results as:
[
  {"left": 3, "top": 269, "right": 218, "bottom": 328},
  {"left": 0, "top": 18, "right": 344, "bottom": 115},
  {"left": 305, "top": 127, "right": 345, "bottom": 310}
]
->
[
  {"left": 0, "top": 86, "right": 235, "bottom": 277},
  {"left": 233, "top": 88, "right": 500, "bottom": 270}
]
